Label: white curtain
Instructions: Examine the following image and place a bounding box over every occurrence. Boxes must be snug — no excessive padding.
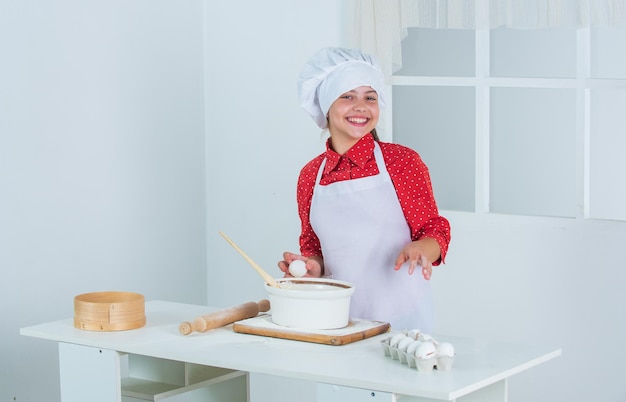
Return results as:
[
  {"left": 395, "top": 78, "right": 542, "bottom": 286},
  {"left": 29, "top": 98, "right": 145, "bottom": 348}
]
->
[{"left": 349, "top": 0, "right": 626, "bottom": 77}]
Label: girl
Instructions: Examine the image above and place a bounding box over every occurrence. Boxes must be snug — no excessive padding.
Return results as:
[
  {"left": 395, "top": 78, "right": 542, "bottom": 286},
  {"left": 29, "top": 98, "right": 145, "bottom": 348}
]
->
[{"left": 278, "top": 47, "right": 451, "bottom": 332}]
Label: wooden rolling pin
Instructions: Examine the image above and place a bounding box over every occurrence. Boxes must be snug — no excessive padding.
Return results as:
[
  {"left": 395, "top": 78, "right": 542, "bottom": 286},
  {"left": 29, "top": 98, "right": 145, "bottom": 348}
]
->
[{"left": 179, "top": 299, "right": 270, "bottom": 335}]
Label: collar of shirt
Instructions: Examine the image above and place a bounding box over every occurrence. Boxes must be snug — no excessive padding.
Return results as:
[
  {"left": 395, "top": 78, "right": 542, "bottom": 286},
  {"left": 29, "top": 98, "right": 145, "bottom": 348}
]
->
[{"left": 322, "top": 134, "right": 376, "bottom": 178}]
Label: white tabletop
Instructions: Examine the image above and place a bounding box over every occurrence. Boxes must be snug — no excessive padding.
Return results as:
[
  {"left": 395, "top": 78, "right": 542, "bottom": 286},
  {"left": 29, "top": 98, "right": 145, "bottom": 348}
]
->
[{"left": 20, "top": 300, "right": 561, "bottom": 400}]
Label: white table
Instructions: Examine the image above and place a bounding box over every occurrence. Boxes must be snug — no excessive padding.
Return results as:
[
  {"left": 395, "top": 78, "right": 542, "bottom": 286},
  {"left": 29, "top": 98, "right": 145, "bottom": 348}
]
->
[{"left": 20, "top": 300, "right": 561, "bottom": 402}]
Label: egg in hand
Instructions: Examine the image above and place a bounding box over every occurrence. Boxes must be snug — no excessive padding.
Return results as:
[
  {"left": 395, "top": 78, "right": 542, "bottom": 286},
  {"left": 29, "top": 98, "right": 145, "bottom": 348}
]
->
[{"left": 288, "top": 259, "right": 307, "bottom": 277}]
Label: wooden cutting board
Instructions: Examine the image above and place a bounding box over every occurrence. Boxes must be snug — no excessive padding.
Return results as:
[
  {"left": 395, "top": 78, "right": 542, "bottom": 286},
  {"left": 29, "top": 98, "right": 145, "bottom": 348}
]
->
[{"left": 232, "top": 314, "right": 390, "bottom": 346}]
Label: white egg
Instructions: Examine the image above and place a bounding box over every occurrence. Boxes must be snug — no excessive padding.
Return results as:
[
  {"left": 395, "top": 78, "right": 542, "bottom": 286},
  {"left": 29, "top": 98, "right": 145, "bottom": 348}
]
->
[
  {"left": 406, "top": 340, "right": 422, "bottom": 355},
  {"left": 437, "top": 342, "right": 455, "bottom": 357},
  {"left": 288, "top": 259, "right": 307, "bottom": 277},
  {"left": 389, "top": 333, "right": 407, "bottom": 347},
  {"left": 415, "top": 341, "right": 437, "bottom": 359},
  {"left": 397, "top": 336, "right": 414, "bottom": 352}
]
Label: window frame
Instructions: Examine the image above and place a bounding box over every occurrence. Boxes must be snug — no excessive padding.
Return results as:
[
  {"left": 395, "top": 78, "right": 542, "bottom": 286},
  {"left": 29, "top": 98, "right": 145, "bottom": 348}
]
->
[{"left": 389, "top": 26, "right": 626, "bottom": 221}]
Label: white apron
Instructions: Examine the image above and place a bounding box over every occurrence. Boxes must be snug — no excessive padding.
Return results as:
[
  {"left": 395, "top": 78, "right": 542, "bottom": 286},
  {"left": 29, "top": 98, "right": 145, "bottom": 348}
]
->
[{"left": 309, "top": 142, "right": 433, "bottom": 332}]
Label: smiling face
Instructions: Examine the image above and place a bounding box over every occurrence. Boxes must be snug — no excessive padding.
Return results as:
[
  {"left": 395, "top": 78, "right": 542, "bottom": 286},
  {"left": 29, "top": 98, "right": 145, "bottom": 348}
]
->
[{"left": 326, "top": 86, "right": 380, "bottom": 154}]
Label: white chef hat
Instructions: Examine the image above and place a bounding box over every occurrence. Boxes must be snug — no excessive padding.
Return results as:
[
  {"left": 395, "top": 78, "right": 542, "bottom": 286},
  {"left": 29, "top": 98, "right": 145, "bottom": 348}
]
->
[{"left": 297, "top": 47, "right": 386, "bottom": 129}]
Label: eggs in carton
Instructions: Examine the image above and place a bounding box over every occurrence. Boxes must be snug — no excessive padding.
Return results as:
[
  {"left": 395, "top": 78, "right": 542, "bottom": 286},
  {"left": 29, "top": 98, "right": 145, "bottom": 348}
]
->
[{"left": 380, "top": 329, "right": 455, "bottom": 372}]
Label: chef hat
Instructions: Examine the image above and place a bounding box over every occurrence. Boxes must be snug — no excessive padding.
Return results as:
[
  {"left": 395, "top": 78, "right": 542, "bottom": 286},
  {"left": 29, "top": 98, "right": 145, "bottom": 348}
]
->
[{"left": 298, "top": 47, "right": 386, "bottom": 129}]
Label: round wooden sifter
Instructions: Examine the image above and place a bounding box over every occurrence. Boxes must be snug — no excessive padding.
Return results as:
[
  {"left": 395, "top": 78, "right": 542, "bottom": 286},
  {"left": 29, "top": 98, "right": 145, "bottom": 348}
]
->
[{"left": 74, "top": 291, "right": 146, "bottom": 331}]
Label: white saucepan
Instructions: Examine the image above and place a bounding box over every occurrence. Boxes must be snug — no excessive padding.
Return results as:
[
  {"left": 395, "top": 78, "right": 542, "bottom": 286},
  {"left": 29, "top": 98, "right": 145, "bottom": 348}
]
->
[{"left": 265, "top": 277, "right": 355, "bottom": 330}]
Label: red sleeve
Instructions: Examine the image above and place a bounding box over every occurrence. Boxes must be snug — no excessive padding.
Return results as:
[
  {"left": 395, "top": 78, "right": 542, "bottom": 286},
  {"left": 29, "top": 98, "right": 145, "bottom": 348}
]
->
[
  {"left": 296, "top": 154, "right": 325, "bottom": 258},
  {"left": 380, "top": 142, "right": 451, "bottom": 265}
]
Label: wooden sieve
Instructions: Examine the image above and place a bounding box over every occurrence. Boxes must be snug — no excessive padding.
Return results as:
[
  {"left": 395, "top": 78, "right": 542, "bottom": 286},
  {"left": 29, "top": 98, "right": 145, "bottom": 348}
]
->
[{"left": 74, "top": 291, "right": 146, "bottom": 331}]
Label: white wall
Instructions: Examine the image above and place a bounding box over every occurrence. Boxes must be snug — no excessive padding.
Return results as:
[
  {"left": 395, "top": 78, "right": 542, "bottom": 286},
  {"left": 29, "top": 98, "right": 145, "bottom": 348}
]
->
[
  {"left": 434, "top": 212, "right": 626, "bottom": 402},
  {"left": 0, "top": 1, "right": 207, "bottom": 400},
  {"left": 203, "top": 0, "right": 347, "bottom": 307}
]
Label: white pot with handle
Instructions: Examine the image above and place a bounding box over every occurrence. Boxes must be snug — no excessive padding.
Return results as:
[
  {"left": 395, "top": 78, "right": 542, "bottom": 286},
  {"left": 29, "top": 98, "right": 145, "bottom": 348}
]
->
[{"left": 265, "top": 278, "right": 355, "bottom": 330}]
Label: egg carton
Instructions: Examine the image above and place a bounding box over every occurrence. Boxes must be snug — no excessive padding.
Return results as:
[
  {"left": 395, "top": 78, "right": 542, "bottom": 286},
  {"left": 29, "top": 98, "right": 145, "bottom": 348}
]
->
[{"left": 380, "top": 330, "right": 455, "bottom": 373}]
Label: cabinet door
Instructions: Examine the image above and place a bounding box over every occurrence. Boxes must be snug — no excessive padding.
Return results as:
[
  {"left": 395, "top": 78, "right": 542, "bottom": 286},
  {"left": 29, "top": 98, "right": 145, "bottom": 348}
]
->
[{"left": 59, "top": 343, "right": 122, "bottom": 402}]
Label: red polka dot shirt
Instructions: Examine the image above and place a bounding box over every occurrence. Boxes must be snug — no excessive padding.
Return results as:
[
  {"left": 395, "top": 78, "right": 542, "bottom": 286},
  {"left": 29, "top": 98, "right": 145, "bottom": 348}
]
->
[{"left": 297, "top": 134, "right": 451, "bottom": 265}]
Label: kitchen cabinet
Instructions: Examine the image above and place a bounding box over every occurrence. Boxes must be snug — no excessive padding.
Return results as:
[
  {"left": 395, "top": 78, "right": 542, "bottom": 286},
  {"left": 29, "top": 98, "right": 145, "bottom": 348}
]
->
[
  {"left": 58, "top": 343, "right": 246, "bottom": 402},
  {"left": 21, "top": 300, "right": 561, "bottom": 402}
]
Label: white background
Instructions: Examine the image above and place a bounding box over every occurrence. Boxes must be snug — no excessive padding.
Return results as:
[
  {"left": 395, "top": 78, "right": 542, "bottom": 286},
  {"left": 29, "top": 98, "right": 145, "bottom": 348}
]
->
[{"left": 1, "top": 1, "right": 625, "bottom": 402}]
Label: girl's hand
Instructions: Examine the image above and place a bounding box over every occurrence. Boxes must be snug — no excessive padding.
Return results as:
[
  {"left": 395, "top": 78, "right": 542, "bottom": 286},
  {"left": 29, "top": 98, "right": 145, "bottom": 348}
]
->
[
  {"left": 393, "top": 238, "right": 440, "bottom": 280},
  {"left": 278, "top": 252, "right": 324, "bottom": 278}
]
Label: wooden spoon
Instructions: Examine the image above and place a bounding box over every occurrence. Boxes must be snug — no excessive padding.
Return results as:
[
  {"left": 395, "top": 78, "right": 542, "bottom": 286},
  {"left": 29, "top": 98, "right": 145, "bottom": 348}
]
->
[{"left": 218, "top": 231, "right": 280, "bottom": 288}]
